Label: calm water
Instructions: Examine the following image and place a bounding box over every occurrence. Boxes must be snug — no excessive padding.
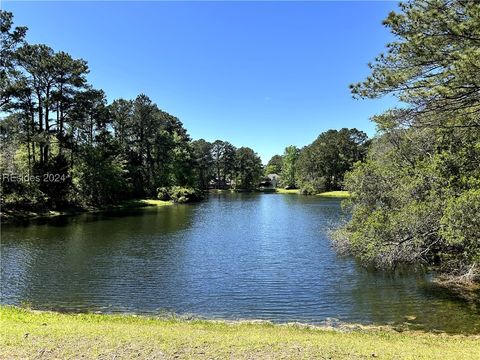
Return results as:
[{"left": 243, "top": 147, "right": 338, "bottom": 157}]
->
[{"left": 1, "top": 193, "right": 479, "bottom": 333}]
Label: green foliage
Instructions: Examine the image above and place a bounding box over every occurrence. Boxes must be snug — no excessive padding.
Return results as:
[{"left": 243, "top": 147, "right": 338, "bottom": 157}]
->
[
  {"left": 299, "top": 178, "right": 327, "bottom": 195},
  {"left": 72, "top": 147, "right": 129, "bottom": 206},
  {"left": 2, "top": 182, "right": 48, "bottom": 211},
  {"left": 280, "top": 145, "right": 300, "bottom": 188},
  {"left": 156, "top": 186, "right": 203, "bottom": 204},
  {"left": 440, "top": 189, "right": 480, "bottom": 277},
  {"left": 296, "top": 128, "right": 369, "bottom": 194},
  {"left": 34, "top": 154, "right": 72, "bottom": 208},
  {"left": 337, "top": 0, "right": 480, "bottom": 282},
  {"left": 265, "top": 154, "right": 283, "bottom": 175},
  {"left": 192, "top": 139, "right": 213, "bottom": 189},
  {"left": 0, "top": 10, "right": 27, "bottom": 108},
  {"left": 234, "top": 147, "right": 263, "bottom": 190},
  {"left": 168, "top": 186, "right": 203, "bottom": 204},
  {"left": 156, "top": 187, "right": 170, "bottom": 201},
  {"left": 1, "top": 10, "right": 366, "bottom": 210},
  {"left": 351, "top": 0, "right": 480, "bottom": 120},
  {"left": 0, "top": 11, "right": 217, "bottom": 210},
  {"left": 210, "top": 140, "right": 236, "bottom": 189}
]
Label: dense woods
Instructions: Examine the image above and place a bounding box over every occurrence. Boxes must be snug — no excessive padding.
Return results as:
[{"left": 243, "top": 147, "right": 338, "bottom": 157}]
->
[
  {"left": 334, "top": 0, "right": 480, "bottom": 284},
  {"left": 0, "top": 10, "right": 265, "bottom": 210}
]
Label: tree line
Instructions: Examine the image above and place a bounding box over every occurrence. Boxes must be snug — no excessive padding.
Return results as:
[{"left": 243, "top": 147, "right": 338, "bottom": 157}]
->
[
  {"left": 1, "top": 10, "right": 372, "bottom": 211},
  {"left": 265, "top": 128, "right": 370, "bottom": 194},
  {"left": 0, "top": 10, "right": 263, "bottom": 209}
]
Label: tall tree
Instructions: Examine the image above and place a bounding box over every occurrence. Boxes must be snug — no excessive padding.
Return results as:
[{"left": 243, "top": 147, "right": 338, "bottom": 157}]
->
[
  {"left": 109, "top": 98, "right": 133, "bottom": 148},
  {"left": 336, "top": 0, "right": 480, "bottom": 282},
  {"left": 12, "top": 44, "right": 89, "bottom": 165},
  {"left": 265, "top": 154, "right": 283, "bottom": 175},
  {"left": 0, "top": 10, "right": 27, "bottom": 109},
  {"left": 211, "top": 140, "right": 225, "bottom": 188},
  {"left": 234, "top": 147, "right": 263, "bottom": 190},
  {"left": 50, "top": 51, "right": 89, "bottom": 151},
  {"left": 221, "top": 141, "right": 236, "bottom": 186},
  {"left": 192, "top": 139, "right": 213, "bottom": 189},
  {"left": 280, "top": 145, "right": 300, "bottom": 189},
  {"left": 296, "top": 128, "right": 369, "bottom": 193}
]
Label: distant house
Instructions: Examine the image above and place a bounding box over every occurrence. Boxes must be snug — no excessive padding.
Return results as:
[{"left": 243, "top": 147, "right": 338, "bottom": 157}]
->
[
  {"left": 259, "top": 173, "right": 281, "bottom": 189},
  {"left": 208, "top": 177, "right": 233, "bottom": 189},
  {"left": 268, "top": 174, "right": 281, "bottom": 188}
]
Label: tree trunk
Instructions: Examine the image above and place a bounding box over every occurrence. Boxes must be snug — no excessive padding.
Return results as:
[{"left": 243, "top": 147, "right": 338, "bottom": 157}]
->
[
  {"left": 44, "top": 87, "right": 50, "bottom": 163},
  {"left": 37, "top": 91, "right": 44, "bottom": 164}
]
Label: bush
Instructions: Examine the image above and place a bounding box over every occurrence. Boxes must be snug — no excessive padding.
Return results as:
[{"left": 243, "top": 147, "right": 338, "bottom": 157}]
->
[
  {"left": 156, "top": 187, "right": 170, "bottom": 201},
  {"left": 299, "top": 177, "right": 327, "bottom": 195},
  {"left": 439, "top": 190, "right": 480, "bottom": 280},
  {"left": 156, "top": 186, "right": 203, "bottom": 203},
  {"left": 300, "top": 183, "right": 317, "bottom": 195},
  {"left": 2, "top": 183, "right": 49, "bottom": 212}
]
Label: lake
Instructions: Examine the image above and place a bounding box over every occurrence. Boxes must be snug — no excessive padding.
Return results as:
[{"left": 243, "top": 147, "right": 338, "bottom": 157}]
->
[{"left": 1, "top": 193, "right": 479, "bottom": 333}]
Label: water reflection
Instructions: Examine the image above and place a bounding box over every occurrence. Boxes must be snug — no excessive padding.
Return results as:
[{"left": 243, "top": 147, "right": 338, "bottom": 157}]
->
[{"left": 1, "top": 194, "right": 479, "bottom": 333}]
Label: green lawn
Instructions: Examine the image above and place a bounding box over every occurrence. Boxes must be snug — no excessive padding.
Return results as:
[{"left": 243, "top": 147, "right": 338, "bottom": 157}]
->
[
  {"left": 1, "top": 306, "right": 479, "bottom": 359},
  {"left": 275, "top": 188, "right": 350, "bottom": 198},
  {"left": 275, "top": 188, "right": 300, "bottom": 194},
  {"left": 316, "top": 190, "right": 350, "bottom": 198},
  {"left": 136, "top": 199, "right": 173, "bottom": 207}
]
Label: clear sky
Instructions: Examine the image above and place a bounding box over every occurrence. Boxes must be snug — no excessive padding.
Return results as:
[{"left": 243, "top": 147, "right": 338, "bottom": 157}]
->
[{"left": 4, "top": 1, "right": 399, "bottom": 162}]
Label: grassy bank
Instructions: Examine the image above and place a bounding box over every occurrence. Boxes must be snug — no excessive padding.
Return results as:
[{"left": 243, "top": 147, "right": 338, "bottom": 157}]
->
[
  {"left": 275, "top": 188, "right": 350, "bottom": 198},
  {"left": 1, "top": 307, "right": 479, "bottom": 359},
  {"left": 208, "top": 188, "right": 350, "bottom": 198},
  {"left": 275, "top": 188, "right": 300, "bottom": 194},
  {"left": 125, "top": 199, "right": 173, "bottom": 207},
  {"left": 316, "top": 190, "right": 350, "bottom": 198},
  {"left": 1, "top": 198, "right": 173, "bottom": 223}
]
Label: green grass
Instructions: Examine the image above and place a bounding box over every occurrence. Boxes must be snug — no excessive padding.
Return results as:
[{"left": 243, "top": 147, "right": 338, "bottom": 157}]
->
[
  {"left": 316, "top": 190, "right": 350, "bottom": 198},
  {"left": 275, "top": 188, "right": 300, "bottom": 194},
  {"left": 104, "top": 199, "right": 174, "bottom": 209},
  {"left": 275, "top": 188, "right": 350, "bottom": 198},
  {"left": 1, "top": 306, "right": 479, "bottom": 359},
  {"left": 1, "top": 199, "right": 173, "bottom": 222},
  {"left": 210, "top": 188, "right": 350, "bottom": 198},
  {"left": 137, "top": 199, "right": 173, "bottom": 207}
]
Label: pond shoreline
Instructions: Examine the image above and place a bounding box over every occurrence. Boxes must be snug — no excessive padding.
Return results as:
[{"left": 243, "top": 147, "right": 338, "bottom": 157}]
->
[
  {"left": 0, "top": 198, "right": 173, "bottom": 224},
  {"left": 0, "top": 191, "right": 348, "bottom": 223},
  {"left": 3, "top": 193, "right": 478, "bottom": 333},
  {"left": 1, "top": 306, "right": 479, "bottom": 359}
]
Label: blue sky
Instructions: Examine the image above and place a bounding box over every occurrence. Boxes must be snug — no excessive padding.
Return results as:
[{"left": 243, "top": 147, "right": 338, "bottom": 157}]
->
[{"left": 5, "top": 1, "right": 399, "bottom": 162}]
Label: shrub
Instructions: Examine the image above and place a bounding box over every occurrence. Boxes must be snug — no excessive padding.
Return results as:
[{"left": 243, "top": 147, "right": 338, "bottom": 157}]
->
[
  {"left": 299, "top": 177, "right": 327, "bottom": 195},
  {"left": 439, "top": 190, "right": 480, "bottom": 280},
  {"left": 156, "top": 186, "right": 204, "bottom": 203},
  {"left": 156, "top": 187, "right": 170, "bottom": 201}
]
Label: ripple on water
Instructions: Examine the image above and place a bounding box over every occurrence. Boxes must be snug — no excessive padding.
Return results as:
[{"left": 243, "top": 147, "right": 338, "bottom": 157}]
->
[{"left": 1, "top": 193, "right": 479, "bottom": 334}]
